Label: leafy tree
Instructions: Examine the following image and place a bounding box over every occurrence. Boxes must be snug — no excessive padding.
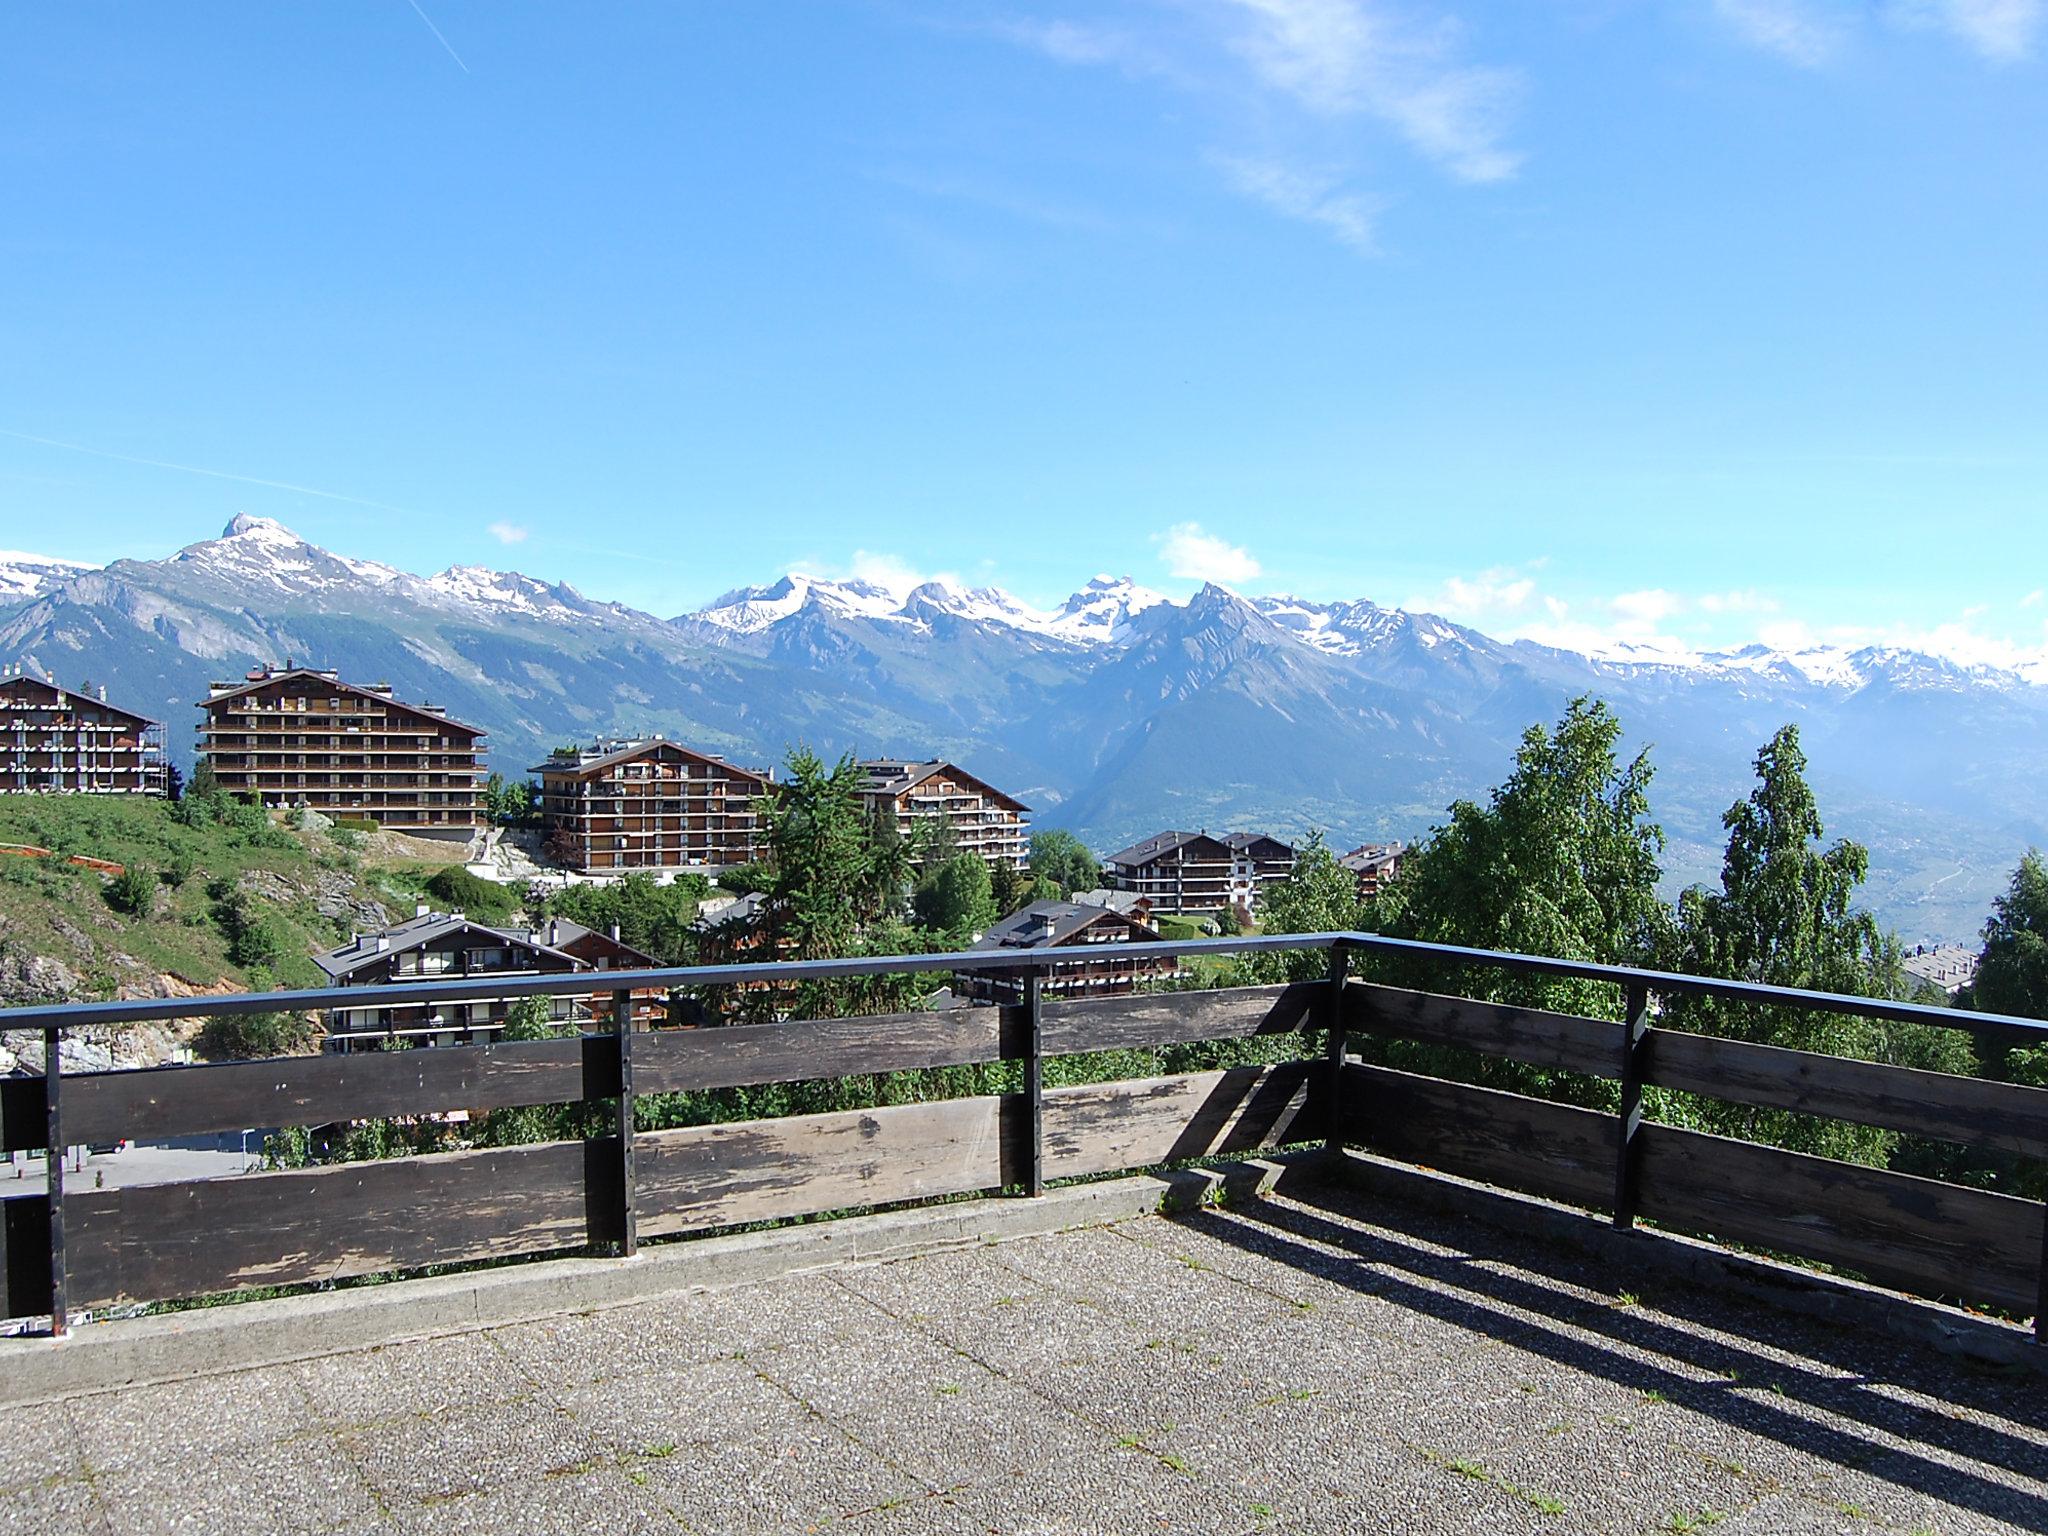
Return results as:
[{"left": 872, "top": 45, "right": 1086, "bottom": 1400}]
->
[
  {"left": 1235, "top": 833, "right": 1365, "bottom": 982},
  {"left": 913, "top": 852, "right": 998, "bottom": 938},
  {"left": 1968, "top": 850, "right": 2048, "bottom": 1022},
  {"left": 103, "top": 865, "right": 156, "bottom": 916},
  {"left": 499, "top": 995, "right": 570, "bottom": 1041},
  {"left": 482, "top": 772, "right": 539, "bottom": 827},
  {"left": 1376, "top": 697, "right": 1670, "bottom": 1014},
  {"left": 1668, "top": 725, "right": 1975, "bottom": 1160},
  {"left": 988, "top": 861, "right": 1030, "bottom": 917},
  {"left": 1029, "top": 830, "right": 1099, "bottom": 897},
  {"left": 546, "top": 871, "right": 705, "bottom": 965},
  {"left": 760, "top": 748, "right": 881, "bottom": 957},
  {"left": 189, "top": 760, "right": 221, "bottom": 800}
]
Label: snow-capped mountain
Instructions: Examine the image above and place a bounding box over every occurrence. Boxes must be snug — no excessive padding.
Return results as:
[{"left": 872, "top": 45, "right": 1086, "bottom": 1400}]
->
[
  {"left": 0, "top": 550, "right": 94, "bottom": 601},
  {"left": 2, "top": 514, "right": 2044, "bottom": 942}
]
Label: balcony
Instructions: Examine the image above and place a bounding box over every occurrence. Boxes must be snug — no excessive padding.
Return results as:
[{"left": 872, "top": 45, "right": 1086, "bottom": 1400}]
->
[{"left": 1, "top": 935, "right": 2044, "bottom": 1531}]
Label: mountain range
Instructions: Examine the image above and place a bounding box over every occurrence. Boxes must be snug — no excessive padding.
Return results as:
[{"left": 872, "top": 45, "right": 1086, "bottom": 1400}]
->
[{"left": 3, "top": 514, "right": 2043, "bottom": 944}]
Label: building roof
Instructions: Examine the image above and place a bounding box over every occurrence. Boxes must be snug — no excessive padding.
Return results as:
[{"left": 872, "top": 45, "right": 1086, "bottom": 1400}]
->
[
  {"left": 1103, "top": 830, "right": 1232, "bottom": 867},
  {"left": 1340, "top": 842, "right": 1405, "bottom": 874},
  {"left": 1225, "top": 832, "right": 1295, "bottom": 859},
  {"left": 1070, "top": 888, "right": 1149, "bottom": 916},
  {"left": 199, "top": 667, "right": 485, "bottom": 738},
  {"left": 315, "top": 909, "right": 593, "bottom": 981},
  {"left": 857, "top": 759, "right": 1032, "bottom": 814},
  {"left": 970, "top": 899, "right": 1161, "bottom": 952},
  {"left": 532, "top": 736, "right": 770, "bottom": 782},
  {"left": 693, "top": 891, "right": 770, "bottom": 931},
  {"left": 0, "top": 673, "right": 161, "bottom": 729}
]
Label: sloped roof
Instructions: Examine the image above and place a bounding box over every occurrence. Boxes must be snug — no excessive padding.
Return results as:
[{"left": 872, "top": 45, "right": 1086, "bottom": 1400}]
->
[
  {"left": 200, "top": 668, "right": 485, "bottom": 737},
  {"left": 970, "top": 899, "right": 1161, "bottom": 952},
  {"left": 533, "top": 737, "right": 770, "bottom": 783},
  {"left": 1104, "top": 830, "right": 1232, "bottom": 867},
  {"left": 857, "top": 759, "right": 1032, "bottom": 814},
  {"left": 314, "top": 910, "right": 582, "bottom": 981},
  {"left": 0, "top": 674, "right": 160, "bottom": 729}
]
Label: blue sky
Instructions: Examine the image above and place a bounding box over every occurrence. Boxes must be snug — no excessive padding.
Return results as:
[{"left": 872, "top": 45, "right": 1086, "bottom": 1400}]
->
[{"left": 1, "top": 1, "right": 2042, "bottom": 660}]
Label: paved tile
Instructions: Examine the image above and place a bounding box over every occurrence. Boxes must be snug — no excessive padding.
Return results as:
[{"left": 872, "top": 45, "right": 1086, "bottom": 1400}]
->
[{"left": 26, "top": 1188, "right": 2048, "bottom": 1536}]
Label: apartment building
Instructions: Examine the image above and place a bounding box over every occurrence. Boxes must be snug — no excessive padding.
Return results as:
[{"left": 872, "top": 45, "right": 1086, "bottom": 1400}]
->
[
  {"left": 196, "top": 665, "right": 485, "bottom": 835},
  {"left": 1340, "top": 842, "right": 1405, "bottom": 902},
  {"left": 858, "top": 759, "right": 1030, "bottom": 870},
  {"left": 0, "top": 672, "right": 166, "bottom": 796},
  {"left": 958, "top": 898, "right": 1177, "bottom": 1004},
  {"left": 315, "top": 909, "right": 658, "bottom": 1051},
  {"left": 1103, "top": 830, "right": 1297, "bottom": 916},
  {"left": 535, "top": 737, "right": 771, "bottom": 874}
]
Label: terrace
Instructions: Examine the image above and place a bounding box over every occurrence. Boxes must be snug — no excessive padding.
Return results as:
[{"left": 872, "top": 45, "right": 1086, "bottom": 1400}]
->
[{"left": 2, "top": 934, "right": 2045, "bottom": 1533}]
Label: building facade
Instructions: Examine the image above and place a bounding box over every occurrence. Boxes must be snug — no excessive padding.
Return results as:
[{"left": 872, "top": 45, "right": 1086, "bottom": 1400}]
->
[
  {"left": 197, "top": 665, "right": 485, "bottom": 835},
  {"left": 1103, "top": 830, "right": 1296, "bottom": 916},
  {"left": 1340, "top": 842, "right": 1405, "bottom": 903},
  {"left": 858, "top": 760, "right": 1030, "bottom": 870},
  {"left": 959, "top": 899, "right": 1177, "bottom": 1004},
  {"left": 535, "top": 738, "right": 771, "bottom": 874},
  {"left": 315, "top": 910, "right": 657, "bottom": 1051},
  {"left": 0, "top": 674, "right": 166, "bottom": 796}
]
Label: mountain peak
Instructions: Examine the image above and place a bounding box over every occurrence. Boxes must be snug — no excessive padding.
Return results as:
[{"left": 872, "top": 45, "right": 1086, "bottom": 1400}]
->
[{"left": 221, "top": 513, "right": 301, "bottom": 542}]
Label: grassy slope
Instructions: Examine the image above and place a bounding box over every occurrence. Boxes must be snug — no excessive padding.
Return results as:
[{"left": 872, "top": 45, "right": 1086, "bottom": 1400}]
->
[{"left": 0, "top": 796, "right": 478, "bottom": 1005}]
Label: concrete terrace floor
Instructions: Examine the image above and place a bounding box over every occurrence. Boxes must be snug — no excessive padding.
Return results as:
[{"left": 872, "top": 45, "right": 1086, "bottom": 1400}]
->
[{"left": 4, "top": 1182, "right": 2044, "bottom": 1536}]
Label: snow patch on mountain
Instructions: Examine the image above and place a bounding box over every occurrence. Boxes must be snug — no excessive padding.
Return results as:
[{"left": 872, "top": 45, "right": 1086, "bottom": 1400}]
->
[{"left": 0, "top": 551, "right": 93, "bottom": 601}]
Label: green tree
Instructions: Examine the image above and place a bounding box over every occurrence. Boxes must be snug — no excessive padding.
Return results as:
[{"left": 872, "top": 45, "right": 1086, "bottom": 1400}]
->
[
  {"left": 1028, "top": 830, "right": 1099, "bottom": 897},
  {"left": 1668, "top": 725, "right": 1975, "bottom": 1160},
  {"left": 546, "top": 871, "right": 705, "bottom": 965},
  {"left": 1236, "top": 833, "right": 1365, "bottom": 982},
  {"left": 198, "top": 1008, "right": 319, "bottom": 1060},
  {"left": 1968, "top": 850, "right": 2048, "bottom": 1022},
  {"left": 913, "top": 852, "right": 998, "bottom": 938},
  {"left": 423, "top": 865, "right": 519, "bottom": 924},
  {"left": 189, "top": 760, "right": 222, "bottom": 800},
  {"left": 1376, "top": 697, "right": 1670, "bottom": 1014}
]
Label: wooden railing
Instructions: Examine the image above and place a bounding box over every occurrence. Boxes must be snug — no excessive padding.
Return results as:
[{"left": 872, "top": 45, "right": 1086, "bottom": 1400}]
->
[{"left": 2, "top": 933, "right": 2045, "bottom": 1341}]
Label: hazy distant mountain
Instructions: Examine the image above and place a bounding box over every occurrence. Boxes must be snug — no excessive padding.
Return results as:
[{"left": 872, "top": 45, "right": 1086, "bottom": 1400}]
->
[{"left": 3, "top": 514, "right": 2044, "bottom": 943}]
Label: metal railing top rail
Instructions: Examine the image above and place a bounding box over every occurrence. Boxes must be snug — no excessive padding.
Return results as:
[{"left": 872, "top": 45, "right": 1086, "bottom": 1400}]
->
[{"left": 1, "top": 929, "right": 2042, "bottom": 1048}]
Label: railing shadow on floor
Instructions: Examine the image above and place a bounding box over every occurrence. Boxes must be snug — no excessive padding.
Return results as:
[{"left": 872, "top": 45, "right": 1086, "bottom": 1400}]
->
[{"left": 1175, "top": 1185, "right": 2048, "bottom": 1533}]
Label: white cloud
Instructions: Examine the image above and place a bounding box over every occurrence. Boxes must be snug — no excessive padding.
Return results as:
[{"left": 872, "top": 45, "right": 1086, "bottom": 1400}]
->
[
  {"left": 1156, "top": 522, "right": 1262, "bottom": 585},
  {"left": 1611, "top": 588, "right": 1683, "bottom": 624},
  {"left": 1891, "top": 0, "right": 2042, "bottom": 60},
  {"left": 2023, "top": 589, "right": 2044, "bottom": 608},
  {"left": 487, "top": 522, "right": 528, "bottom": 545},
  {"left": 1225, "top": 0, "right": 1524, "bottom": 183},
  {"left": 1211, "top": 155, "right": 1382, "bottom": 252},
  {"left": 1712, "top": 0, "right": 1847, "bottom": 66},
  {"left": 1407, "top": 564, "right": 1539, "bottom": 620}
]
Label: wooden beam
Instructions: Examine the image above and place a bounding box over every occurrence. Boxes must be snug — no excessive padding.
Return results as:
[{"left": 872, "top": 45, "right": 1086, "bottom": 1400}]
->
[
  {"left": 1642, "top": 1028, "right": 2048, "bottom": 1160},
  {"left": 634, "top": 1010, "right": 1003, "bottom": 1094},
  {"left": 1042, "top": 1064, "right": 1320, "bottom": 1180},
  {"left": 1636, "top": 1122, "right": 2041, "bottom": 1314},
  {"left": 1343, "top": 983, "right": 1621, "bottom": 1078},
  {"left": 1039, "top": 984, "right": 1316, "bottom": 1055}
]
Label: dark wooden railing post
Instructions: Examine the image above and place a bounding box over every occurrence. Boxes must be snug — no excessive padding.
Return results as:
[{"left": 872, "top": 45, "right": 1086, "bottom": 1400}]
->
[
  {"left": 1023, "top": 970, "right": 1044, "bottom": 1198},
  {"left": 1611, "top": 980, "right": 1651, "bottom": 1230},
  {"left": 44, "top": 1025, "right": 67, "bottom": 1338},
  {"left": 2036, "top": 1206, "right": 2046, "bottom": 1346},
  {"left": 613, "top": 988, "right": 637, "bottom": 1258},
  {"left": 1322, "top": 941, "right": 1351, "bottom": 1156}
]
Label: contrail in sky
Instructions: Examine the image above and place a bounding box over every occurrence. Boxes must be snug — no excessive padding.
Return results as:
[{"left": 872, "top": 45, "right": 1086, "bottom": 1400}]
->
[
  {"left": 406, "top": 0, "right": 470, "bottom": 73},
  {"left": 0, "top": 427, "right": 416, "bottom": 516}
]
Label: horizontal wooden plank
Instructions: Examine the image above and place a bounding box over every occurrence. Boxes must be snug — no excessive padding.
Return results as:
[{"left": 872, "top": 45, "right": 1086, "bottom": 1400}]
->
[
  {"left": 634, "top": 1096, "right": 1013, "bottom": 1238},
  {"left": 1643, "top": 1028, "right": 2048, "bottom": 1160},
  {"left": 1043, "top": 1063, "right": 1321, "bottom": 1178},
  {"left": 1339, "top": 1062, "right": 1617, "bottom": 1208},
  {"left": 635, "top": 1011, "right": 1005, "bottom": 1094},
  {"left": 57, "top": 1139, "right": 593, "bottom": 1314},
  {"left": 1344, "top": 983, "right": 1621, "bottom": 1078},
  {"left": 1636, "top": 1123, "right": 2042, "bottom": 1313},
  {"left": 1041, "top": 985, "right": 1316, "bottom": 1056},
  {"left": 44, "top": 1037, "right": 603, "bottom": 1150}
]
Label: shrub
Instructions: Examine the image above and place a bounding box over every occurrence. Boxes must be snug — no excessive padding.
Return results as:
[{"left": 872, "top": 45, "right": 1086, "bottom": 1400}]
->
[
  {"left": 103, "top": 865, "right": 157, "bottom": 916},
  {"left": 198, "top": 1009, "right": 320, "bottom": 1060},
  {"left": 422, "top": 865, "right": 518, "bottom": 923}
]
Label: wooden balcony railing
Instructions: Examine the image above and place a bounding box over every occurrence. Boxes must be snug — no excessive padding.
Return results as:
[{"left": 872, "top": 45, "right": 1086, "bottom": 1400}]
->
[{"left": 1, "top": 934, "right": 2044, "bottom": 1342}]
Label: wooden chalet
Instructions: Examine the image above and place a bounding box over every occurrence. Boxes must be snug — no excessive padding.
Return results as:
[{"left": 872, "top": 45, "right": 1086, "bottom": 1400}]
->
[
  {"left": 196, "top": 665, "right": 485, "bottom": 835},
  {"left": 957, "top": 898, "right": 1178, "bottom": 1004},
  {"left": 0, "top": 673, "right": 166, "bottom": 796},
  {"left": 1103, "top": 829, "right": 1297, "bottom": 916},
  {"left": 314, "top": 909, "right": 659, "bottom": 1051},
  {"left": 1340, "top": 842, "right": 1406, "bottom": 902},
  {"left": 535, "top": 737, "right": 771, "bottom": 874},
  {"left": 858, "top": 759, "right": 1030, "bottom": 870}
]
